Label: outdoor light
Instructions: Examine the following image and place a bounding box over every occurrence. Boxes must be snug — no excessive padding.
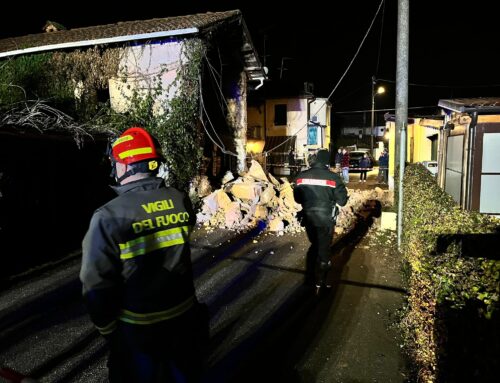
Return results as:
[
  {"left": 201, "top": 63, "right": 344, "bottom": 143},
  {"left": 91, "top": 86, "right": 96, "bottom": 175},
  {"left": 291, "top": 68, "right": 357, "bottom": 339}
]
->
[{"left": 371, "top": 76, "right": 385, "bottom": 154}]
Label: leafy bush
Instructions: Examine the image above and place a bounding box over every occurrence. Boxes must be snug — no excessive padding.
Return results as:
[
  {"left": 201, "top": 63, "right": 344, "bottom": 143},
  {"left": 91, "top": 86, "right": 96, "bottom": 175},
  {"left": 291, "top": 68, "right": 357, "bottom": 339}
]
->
[{"left": 401, "top": 163, "right": 500, "bottom": 382}]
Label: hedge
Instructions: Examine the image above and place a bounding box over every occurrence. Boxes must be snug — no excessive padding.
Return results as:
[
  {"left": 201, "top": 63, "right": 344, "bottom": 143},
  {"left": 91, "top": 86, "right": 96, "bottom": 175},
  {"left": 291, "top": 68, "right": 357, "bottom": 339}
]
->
[{"left": 401, "top": 163, "right": 500, "bottom": 382}]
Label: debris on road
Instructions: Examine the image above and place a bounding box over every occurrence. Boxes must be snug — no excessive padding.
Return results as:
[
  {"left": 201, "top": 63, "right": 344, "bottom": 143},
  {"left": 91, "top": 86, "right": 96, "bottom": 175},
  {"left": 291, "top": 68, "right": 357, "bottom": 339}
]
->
[{"left": 196, "top": 161, "right": 392, "bottom": 235}]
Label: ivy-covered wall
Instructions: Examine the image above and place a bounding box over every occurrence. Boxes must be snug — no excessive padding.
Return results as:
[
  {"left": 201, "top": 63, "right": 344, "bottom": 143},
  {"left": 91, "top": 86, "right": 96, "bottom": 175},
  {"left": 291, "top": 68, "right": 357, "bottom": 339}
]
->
[
  {"left": 401, "top": 163, "right": 500, "bottom": 382},
  {"left": 105, "top": 38, "right": 205, "bottom": 190},
  {"left": 0, "top": 38, "right": 206, "bottom": 191}
]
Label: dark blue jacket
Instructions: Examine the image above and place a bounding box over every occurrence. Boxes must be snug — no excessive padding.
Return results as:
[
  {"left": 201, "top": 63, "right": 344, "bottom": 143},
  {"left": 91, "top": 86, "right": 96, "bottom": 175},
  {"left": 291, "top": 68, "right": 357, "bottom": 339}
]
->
[
  {"left": 379, "top": 153, "right": 389, "bottom": 168},
  {"left": 359, "top": 157, "right": 372, "bottom": 169},
  {"left": 293, "top": 163, "right": 348, "bottom": 227}
]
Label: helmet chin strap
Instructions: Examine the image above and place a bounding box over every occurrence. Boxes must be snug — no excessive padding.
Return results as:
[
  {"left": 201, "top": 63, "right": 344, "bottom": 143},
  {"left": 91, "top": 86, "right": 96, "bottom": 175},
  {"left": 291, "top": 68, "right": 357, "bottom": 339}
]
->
[{"left": 115, "top": 164, "right": 141, "bottom": 184}]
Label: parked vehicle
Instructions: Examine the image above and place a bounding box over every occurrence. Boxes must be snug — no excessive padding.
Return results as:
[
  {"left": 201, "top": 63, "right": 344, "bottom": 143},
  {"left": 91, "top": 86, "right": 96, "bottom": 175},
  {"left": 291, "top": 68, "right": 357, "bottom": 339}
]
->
[
  {"left": 421, "top": 160, "right": 438, "bottom": 176},
  {"left": 348, "top": 151, "right": 375, "bottom": 172}
]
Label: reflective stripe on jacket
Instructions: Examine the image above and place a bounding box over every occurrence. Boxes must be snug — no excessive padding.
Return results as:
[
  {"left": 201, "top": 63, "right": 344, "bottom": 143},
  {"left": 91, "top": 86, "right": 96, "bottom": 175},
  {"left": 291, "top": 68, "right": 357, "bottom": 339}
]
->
[{"left": 80, "top": 177, "right": 196, "bottom": 333}]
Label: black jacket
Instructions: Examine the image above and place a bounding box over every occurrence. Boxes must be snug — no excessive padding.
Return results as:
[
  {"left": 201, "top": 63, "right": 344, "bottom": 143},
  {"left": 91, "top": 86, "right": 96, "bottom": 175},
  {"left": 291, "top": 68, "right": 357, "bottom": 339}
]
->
[
  {"left": 293, "top": 163, "right": 348, "bottom": 226},
  {"left": 80, "top": 177, "right": 196, "bottom": 335}
]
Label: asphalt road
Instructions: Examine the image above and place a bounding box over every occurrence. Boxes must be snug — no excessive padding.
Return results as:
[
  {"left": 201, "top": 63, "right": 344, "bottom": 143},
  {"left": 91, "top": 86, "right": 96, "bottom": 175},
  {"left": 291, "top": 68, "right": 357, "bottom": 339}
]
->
[{"left": 0, "top": 205, "right": 408, "bottom": 382}]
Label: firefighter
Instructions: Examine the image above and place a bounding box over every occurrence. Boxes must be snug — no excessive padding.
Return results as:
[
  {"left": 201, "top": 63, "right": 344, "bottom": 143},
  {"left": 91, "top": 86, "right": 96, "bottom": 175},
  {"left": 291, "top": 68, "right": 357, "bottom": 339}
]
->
[
  {"left": 293, "top": 149, "right": 348, "bottom": 293},
  {"left": 80, "top": 127, "right": 203, "bottom": 382}
]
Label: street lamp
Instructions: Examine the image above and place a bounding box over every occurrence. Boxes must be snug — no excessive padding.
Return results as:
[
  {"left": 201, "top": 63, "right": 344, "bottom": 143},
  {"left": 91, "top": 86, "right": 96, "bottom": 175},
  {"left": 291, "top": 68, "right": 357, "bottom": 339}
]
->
[{"left": 371, "top": 76, "right": 385, "bottom": 154}]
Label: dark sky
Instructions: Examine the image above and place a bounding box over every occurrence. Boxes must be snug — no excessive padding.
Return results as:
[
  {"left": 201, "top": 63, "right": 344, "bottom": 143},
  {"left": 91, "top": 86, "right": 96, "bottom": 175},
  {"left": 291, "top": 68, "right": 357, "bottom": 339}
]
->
[{"left": 1, "top": 0, "right": 499, "bottom": 112}]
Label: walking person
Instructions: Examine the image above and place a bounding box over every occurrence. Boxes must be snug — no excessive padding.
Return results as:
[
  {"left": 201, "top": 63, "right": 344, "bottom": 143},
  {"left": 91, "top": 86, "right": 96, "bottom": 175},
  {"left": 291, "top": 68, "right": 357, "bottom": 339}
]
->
[
  {"left": 293, "top": 149, "right": 348, "bottom": 293},
  {"left": 334, "top": 147, "right": 343, "bottom": 173},
  {"left": 341, "top": 148, "right": 350, "bottom": 183},
  {"left": 378, "top": 149, "right": 389, "bottom": 184},
  {"left": 80, "top": 127, "right": 204, "bottom": 383},
  {"left": 359, "top": 153, "right": 371, "bottom": 183}
]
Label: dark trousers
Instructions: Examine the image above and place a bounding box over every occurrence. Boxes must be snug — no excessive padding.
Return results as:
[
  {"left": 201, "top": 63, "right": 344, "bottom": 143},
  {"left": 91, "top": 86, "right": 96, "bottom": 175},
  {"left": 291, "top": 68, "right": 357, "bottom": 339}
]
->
[
  {"left": 360, "top": 171, "right": 367, "bottom": 180},
  {"left": 107, "top": 307, "right": 203, "bottom": 383},
  {"left": 377, "top": 168, "right": 388, "bottom": 183},
  {"left": 304, "top": 224, "right": 334, "bottom": 284}
]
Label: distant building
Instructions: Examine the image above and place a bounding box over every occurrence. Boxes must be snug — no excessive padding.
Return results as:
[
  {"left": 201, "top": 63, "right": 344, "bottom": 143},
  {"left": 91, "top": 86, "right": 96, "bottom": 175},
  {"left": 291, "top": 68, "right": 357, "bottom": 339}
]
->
[
  {"left": 248, "top": 91, "right": 331, "bottom": 174},
  {"left": 384, "top": 114, "right": 444, "bottom": 190}
]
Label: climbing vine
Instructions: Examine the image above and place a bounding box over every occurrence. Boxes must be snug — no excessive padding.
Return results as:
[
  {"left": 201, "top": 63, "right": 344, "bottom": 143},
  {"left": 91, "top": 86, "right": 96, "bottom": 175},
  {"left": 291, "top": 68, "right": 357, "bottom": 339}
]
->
[
  {"left": 0, "top": 39, "right": 205, "bottom": 191},
  {"left": 94, "top": 38, "right": 206, "bottom": 191},
  {"left": 0, "top": 53, "right": 53, "bottom": 106}
]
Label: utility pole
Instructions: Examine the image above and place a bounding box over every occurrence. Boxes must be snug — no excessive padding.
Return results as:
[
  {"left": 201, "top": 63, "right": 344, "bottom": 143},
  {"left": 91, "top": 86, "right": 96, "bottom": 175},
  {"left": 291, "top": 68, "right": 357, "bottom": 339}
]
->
[
  {"left": 279, "top": 57, "right": 292, "bottom": 80},
  {"left": 371, "top": 76, "right": 375, "bottom": 154},
  {"left": 396, "top": 0, "right": 409, "bottom": 249}
]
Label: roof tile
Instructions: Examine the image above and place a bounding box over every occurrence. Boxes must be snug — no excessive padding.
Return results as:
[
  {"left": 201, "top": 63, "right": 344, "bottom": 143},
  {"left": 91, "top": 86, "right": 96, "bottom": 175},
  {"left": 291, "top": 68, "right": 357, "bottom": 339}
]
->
[{"left": 0, "top": 10, "right": 241, "bottom": 54}]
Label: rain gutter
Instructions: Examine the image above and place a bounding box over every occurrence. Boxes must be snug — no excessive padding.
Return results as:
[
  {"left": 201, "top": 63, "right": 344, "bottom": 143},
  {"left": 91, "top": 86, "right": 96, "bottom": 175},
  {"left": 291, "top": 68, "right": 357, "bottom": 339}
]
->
[{"left": 0, "top": 28, "right": 199, "bottom": 59}]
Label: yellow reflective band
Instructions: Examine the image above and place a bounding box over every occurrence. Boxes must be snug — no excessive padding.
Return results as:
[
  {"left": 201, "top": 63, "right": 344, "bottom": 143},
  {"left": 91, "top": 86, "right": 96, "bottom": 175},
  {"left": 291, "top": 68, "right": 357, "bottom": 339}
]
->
[
  {"left": 118, "top": 296, "right": 195, "bottom": 325},
  {"left": 95, "top": 320, "right": 117, "bottom": 335},
  {"left": 119, "top": 226, "right": 189, "bottom": 260},
  {"left": 118, "top": 147, "right": 153, "bottom": 159},
  {"left": 112, "top": 135, "right": 134, "bottom": 147}
]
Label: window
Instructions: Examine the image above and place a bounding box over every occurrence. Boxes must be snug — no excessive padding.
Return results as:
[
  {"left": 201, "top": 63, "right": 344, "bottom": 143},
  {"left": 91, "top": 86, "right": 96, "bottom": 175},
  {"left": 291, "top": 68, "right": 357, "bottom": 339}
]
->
[
  {"left": 479, "top": 132, "right": 500, "bottom": 214},
  {"left": 274, "top": 104, "right": 287, "bottom": 126},
  {"left": 307, "top": 126, "right": 318, "bottom": 145}
]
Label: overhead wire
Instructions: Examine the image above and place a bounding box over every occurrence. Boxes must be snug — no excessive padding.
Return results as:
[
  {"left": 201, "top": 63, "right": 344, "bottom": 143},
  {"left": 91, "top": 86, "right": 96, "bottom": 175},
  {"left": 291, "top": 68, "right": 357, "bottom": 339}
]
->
[
  {"left": 263, "top": 0, "right": 385, "bottom": 155},
  {"left": 195, "top": 0, "right": 386, "bottom": 158},
  {"left": 199, "top": 76, "right": 235, "bottom": 155}
]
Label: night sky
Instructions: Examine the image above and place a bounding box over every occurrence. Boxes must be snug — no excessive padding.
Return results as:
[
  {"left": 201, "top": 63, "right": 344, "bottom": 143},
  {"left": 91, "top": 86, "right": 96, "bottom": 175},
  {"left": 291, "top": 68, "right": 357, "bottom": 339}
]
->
[{"left": 1, "top": 0, "right": 499, "bottom": 112}]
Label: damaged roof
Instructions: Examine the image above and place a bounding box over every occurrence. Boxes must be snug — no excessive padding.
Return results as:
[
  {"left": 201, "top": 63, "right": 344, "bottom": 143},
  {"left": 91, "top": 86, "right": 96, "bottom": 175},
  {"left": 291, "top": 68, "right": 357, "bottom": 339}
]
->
[
  {"left": 0, "top": 10, "right": 266, "bottom": 82},
  {"left": 438, "top": 97, "right": 500, "bottom": 114}
]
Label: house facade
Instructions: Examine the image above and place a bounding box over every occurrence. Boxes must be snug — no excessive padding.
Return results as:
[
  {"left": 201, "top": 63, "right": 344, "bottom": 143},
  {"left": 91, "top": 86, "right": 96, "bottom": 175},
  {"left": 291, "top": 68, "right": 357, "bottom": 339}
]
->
[
  {"left": 0, "top": 10, "right": 266, "bottom": 276},
  {"left": 248, "top": 96, "right": 331, "bottom": 173}
]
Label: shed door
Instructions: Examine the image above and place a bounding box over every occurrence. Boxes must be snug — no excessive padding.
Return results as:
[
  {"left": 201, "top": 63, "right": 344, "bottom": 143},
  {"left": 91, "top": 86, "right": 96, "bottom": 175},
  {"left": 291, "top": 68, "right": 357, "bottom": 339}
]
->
[
  {"left": 471, "top": 124, "right": 500, "bottom": 215},
  {"left": 445, "top": 134, "right": 464, "bottom": 204}
]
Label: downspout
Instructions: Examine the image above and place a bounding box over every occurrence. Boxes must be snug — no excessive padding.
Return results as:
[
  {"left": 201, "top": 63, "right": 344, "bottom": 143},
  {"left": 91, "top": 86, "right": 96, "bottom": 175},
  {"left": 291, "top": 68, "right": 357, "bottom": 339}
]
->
[
  {"left": 465, "top": 111, "right": 478, "bottom": 210},
  {"left": 438, "top": 119, "right": 448, "bottom": 188}
]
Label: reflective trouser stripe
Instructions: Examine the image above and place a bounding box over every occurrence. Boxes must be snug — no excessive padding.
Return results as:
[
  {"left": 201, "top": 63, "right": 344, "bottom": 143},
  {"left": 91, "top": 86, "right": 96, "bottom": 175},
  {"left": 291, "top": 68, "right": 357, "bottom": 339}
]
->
[
  {"left": 119, "top": 226, "right": 189, "bottom": 260},
  {"left": 96, "top": 320, "right": 117, "bottom": 335},
  {"left": 118, "top": 296, "right": 195, "bottom": 325}
]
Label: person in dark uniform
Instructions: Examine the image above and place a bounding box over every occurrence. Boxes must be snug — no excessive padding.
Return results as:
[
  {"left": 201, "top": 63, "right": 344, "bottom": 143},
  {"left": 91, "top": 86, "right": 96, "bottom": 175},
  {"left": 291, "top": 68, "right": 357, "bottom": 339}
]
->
[
  {"left": 293, "top": 149, "right": 348, "bottom": 292},
  {"left": 80, "top": 127, "right": 204, "bottom": 382}
]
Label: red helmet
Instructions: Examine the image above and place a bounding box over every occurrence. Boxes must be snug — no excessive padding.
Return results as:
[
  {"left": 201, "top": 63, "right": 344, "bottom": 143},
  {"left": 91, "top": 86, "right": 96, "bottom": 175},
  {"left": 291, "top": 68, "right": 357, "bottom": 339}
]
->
[{"left": 111, "top": 127, "right": 163, "bottom": 165}]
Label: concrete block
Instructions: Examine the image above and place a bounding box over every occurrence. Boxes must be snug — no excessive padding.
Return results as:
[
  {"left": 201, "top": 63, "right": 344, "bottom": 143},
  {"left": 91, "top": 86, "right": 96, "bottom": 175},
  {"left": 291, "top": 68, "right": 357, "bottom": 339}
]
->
[
  {"left": 231, "top": 183, "right": 261, "bottom": 200},
  {"left": 381, "top": 211, "right": 397, "bottom": 231},
  {"left": 247, "top": 160, "right": 268, "bottom": 182}
]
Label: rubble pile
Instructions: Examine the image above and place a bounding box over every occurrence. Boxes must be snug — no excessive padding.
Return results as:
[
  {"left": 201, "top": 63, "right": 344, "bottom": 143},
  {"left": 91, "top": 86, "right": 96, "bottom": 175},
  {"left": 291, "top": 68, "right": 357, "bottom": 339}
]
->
[
  {"left": 196, "top": 160, "right": 303, "bottom": 234},
  {"left": 196, "top": 160, "right": 392, "bottom": 236}
]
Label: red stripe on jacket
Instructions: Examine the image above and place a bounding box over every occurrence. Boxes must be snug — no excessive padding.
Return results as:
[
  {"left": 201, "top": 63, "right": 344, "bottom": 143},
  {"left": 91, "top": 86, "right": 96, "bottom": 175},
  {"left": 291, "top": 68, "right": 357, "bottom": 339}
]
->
[{"left": 296, "top": 178, "right": 337, "bottom": 188}]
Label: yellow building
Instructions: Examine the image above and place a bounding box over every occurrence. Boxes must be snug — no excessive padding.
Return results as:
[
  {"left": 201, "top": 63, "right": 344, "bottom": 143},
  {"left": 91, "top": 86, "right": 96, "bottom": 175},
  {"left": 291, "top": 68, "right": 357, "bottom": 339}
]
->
[{"left": 384, "top": 114, "right": 443, "bottom": 189}]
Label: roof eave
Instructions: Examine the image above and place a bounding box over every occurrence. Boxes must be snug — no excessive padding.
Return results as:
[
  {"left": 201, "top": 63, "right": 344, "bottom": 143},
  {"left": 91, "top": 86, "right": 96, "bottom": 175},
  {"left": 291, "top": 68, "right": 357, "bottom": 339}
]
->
[
  {"left": 438, "top": 99, "right": 500, "bottom": 114},
  {"left": 0, "top": 27, "right": 199, "bottom": 59},
  {"left": 240, "top": 19, "right": 267, "bottom": 83}
]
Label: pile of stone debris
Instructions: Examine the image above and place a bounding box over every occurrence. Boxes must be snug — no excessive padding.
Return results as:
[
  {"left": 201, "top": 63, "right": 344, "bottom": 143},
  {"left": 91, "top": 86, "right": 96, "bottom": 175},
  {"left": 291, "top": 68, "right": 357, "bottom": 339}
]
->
[{"left": 194, "top": 160, "right": 391, "bottom": 236}]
